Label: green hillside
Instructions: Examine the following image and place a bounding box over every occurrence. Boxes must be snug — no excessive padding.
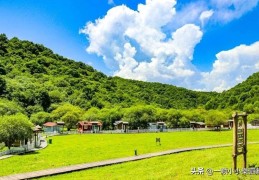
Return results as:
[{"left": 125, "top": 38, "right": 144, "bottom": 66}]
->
[
  {"left": 0, "top": 34, "right": 216, "bottom": 111},
  {"left": 205, "top": 72, "right": 259, "bottom": 113},
  {"left": 0, "top": 34, "right": 258, "bottom": 129}
]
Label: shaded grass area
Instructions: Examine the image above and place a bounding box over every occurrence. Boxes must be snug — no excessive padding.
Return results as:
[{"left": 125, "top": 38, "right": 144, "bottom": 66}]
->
[
  {"left": 1, "top": 130, "right": 259, "bottom": 176},
  {"left": 41, "top": 144, "right": 259, "bottom": 180}
]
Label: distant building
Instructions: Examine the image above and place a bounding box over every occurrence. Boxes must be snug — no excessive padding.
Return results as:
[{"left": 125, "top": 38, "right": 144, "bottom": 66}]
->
[
  {"left": 77, "top": 121, "right": 102, "bottom": 133},
  {"left": 43, "top": 122, "right": 61, "bottom": 133},
  {"left": 206, "top": 120, "right": 233, "bottom": 130},
  {"left": 114, "top": 121, "right": 129, "bottom": 132},
  {"left": 148, "top": 122, "right": 166, "bottom": 132},
  {"left": 56, "top": 121, "right": 65, "bottom": 133},
  {"left": 190, "top": 121, "right": 206, "bottom": 128},
  {"left": 250, "top": 119, "right": 259, "bottom": 126}
]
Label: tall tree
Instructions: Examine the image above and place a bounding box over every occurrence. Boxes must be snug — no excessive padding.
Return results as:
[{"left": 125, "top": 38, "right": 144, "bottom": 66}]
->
[
  {"left": 0, "top": 113, "right": 33, "bottom": 149},
  {"left": 51, "top": 103, "right": 83, "bottom": 130},
  {"left": 205, "top": 110, "right": 228, "bottom": 129},
  {"left": 0, "top": 99, "right": 24, "bottom": 115},
  {"left": 30, "top": 111, "right": 51, "bottom": 125}
]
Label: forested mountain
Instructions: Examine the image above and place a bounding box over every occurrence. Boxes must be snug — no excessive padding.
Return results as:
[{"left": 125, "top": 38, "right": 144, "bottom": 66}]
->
[
  {"left": 205, "top": 72, "right": 259, "bottom": 113},
  {"left": 0, "top": 34, "right": 216, "bottom": 112},
  {"left": 0, "top": 34, "right": 258, "bottom": 129}
]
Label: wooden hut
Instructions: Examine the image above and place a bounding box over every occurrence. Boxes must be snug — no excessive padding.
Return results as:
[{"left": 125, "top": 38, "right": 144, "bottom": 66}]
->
[
  {"left": 114, "top": 121, "right": 129, "bottom": 132},
  {"left": 251, "top": 119, "right": 259, "bottom": 126},
  {"left": 190, "top": 121, "right": 206, "bottom": 128},
  {"left": 148, "top": 122, "right": 167, "bottom": 132},
  {"left": 77, "top": 121, "right": 102, "bottom": 133},
  {"left": 43, "top": 122, "right": 61, "bottom": 133}
]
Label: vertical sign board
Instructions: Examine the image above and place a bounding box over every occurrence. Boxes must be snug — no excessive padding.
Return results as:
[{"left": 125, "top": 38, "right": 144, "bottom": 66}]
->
[{"left": 232, "top": 112, "right": 248, "bottom": 170}]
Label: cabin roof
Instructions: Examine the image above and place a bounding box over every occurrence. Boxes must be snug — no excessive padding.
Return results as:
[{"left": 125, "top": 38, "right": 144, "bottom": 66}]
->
[
  {"left": 190, "top": 121, "right": 205, "bottom": 125},
  {"left": 78, "top": 121, "right": 102, "bottom": 126},
  {"left": 43, "top": 122, "right": 57, "bottom": 127},
  {"left": 57, "top": 121, "right": 65, "bottom": 125},
  {"left": 113, "top": 121, "right": 129, "bottom": 125}
]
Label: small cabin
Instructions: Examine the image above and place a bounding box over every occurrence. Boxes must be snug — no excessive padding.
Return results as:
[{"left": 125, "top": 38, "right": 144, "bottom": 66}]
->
[
  {"left": 148, "top": 122, "right": 167, "bottom": 132},
  {"left": 251, "top": 119, "right": 259, "bottom": 126},
  {"left": 43, "top": 122, "right": 61, "bottom": 133},
  {"left": 207, "top": 120, "right": 233, "bottom": 130},
  {"left": 77, "top": 121, "right": 102, "bottom": 133},
  {"left": 56, "top": 121, "right": 65, "bottom": 133},
  {"left": 190, "top": 121, "right": 206, "bottom": 128},
  {"left": 114, "top": 121, "right": 129, "bottom": 132}
]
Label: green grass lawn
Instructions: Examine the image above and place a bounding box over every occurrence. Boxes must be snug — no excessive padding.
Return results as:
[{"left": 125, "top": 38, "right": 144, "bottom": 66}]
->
[
  {"left": 40, "top": 144, "right": 259, "bottom": 180},
  {"left": 1, "top": 130, "right": 259, "bottom": 176}
]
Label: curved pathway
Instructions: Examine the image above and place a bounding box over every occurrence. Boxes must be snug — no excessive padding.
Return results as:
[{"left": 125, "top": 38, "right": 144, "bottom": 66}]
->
[{"left": 1, "top": 142, "right": 259, "bottom": 180}]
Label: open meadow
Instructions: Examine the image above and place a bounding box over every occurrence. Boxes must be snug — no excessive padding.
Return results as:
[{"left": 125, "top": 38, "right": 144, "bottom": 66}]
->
[
  {"left": 40, "top": 144, "right": 259, "bottom": 180},
  {"left": 1, "top": 130, "right": 259, "bottom": 177}
]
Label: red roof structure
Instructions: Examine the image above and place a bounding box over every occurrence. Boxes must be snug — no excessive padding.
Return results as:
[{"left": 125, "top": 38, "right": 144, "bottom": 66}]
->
[
  {"left": 43, "top": 122, "right": 57, "bottom": 127},
  {"left": 77, "top": 121, "right": 102, "bottom": 132}
]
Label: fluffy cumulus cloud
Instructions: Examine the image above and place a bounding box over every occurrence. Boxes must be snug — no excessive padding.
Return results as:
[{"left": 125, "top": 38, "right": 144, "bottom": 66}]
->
[
  {"left": 81, "top": 0, "right": 203, "bottom": 87},
  {"left": 116, "top": 24, "right": 202, "bottom": 85},
  {"left": 81, "top": 5, "right": 136, "bottom": 68},
  {"left": 202, "top": 42, "right": 259, "bottom": 92},
  {"left": 81, "top": 0, "right": 259, "bottom": 92}
]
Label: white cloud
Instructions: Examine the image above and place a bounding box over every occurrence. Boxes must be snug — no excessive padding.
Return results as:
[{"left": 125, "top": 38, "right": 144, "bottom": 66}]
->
[
  {"left": 81, "top": 0, "right": 259, "bottom": 92},
  {"left": 115, "top": 24, "right": 202, "bottom": 85},
  {"left": 80, "top": 5, "right": 136, "bottom": 68},
  {"left": 81, "top": 0, "right": 204, "bottom": 87},
  {"left": 210, "top": 0, "right": 259, "bottom": 23},
  {"left": 168, "top": 0, "right": 259, "bottom": 27},
  {"left": 137, "top": 0, "right": 176, "bottom": 28},
  {"left": 199, "top": 10, "right": 214, "bottom": 27},
  {"left": 169, "top": 1, "right": 208, "bottom": 30},
  {"left": 114, "top": 43, "right": 139, "bottom": 78},
  {"left": 201, "top": 42, "right": 259, "bottom": 92}
]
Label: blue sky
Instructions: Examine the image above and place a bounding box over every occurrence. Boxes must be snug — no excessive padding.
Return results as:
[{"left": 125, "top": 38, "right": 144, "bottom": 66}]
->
[{"left": 0, "top": 0, "right": 259, "bottom": 91}]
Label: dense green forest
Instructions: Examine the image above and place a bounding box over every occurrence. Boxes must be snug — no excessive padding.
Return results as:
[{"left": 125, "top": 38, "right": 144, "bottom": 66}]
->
[{"left": 0, "top": 34, "right": 258, "bottom": 129}]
